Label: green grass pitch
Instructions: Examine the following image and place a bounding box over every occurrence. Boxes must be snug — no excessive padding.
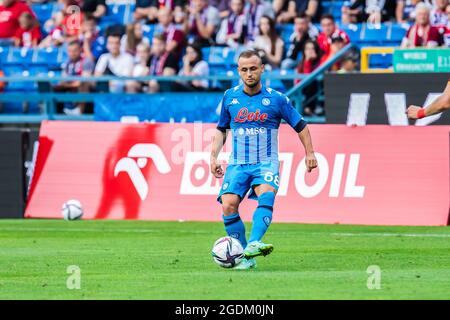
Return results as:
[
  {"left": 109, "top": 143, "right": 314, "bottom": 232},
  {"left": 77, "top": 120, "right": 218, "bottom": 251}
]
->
[{"left": 0, "top": 219, "right": 449, "bottom": 299}]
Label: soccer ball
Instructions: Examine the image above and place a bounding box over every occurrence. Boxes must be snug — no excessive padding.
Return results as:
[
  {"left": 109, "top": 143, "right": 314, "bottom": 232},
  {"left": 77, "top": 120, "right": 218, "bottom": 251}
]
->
[
  {"left": 61, "top": 200, "right": 83, "bottom": 221},
  {"left": 211, "top": 236, "right": 244, "bottom": 268}
]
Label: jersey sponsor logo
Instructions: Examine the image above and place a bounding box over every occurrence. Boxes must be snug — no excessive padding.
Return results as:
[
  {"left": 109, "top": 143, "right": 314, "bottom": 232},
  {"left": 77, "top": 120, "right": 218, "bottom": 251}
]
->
[
  {"left": 231, "top": 98, "right": 240, "bottom": 105},
  {"left": 236, "top": 127, "right": 267, "bottom": 135},
  {"left": 234, "top": 107, "right": 268, "bottom": 123},
  {"left": 114, "top": 144, "right": 171, "bottom": 200}
]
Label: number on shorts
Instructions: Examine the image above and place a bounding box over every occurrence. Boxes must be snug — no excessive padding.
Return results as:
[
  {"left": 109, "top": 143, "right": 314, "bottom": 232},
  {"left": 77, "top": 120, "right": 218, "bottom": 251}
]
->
[{"left": 264, "top": 172, "right": 279, "bottom": 187}]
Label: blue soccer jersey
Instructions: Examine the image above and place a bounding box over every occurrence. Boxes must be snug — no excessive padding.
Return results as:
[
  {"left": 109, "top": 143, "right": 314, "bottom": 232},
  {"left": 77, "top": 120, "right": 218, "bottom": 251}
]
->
[{"left": 217, "top": 84, "right": 307, "bottom": 165}]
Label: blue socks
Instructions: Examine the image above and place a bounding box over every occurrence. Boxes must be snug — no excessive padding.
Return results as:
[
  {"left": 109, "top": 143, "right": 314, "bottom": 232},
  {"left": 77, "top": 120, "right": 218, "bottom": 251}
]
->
[
  {"left": 249, "top": 191, "right": 275, "bottom": 243},
  {"left": 223, "top": 212, "right": 247, "bottom": 248}
]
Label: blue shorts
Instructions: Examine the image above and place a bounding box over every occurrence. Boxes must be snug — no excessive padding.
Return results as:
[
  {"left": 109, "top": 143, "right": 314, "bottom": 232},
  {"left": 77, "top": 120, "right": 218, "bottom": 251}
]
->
[{"left": 217, "top": 162, "right": 280, "bottom": 203}]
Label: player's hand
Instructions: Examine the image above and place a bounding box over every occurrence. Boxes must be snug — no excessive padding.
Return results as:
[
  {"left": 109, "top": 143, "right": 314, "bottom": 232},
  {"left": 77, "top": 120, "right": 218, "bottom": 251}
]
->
[
  {"left": 406, "top": 105, "right": 422, "bottom": 119},
  {"left": 210, "top": 160, "right": 224, "bottom": 178},
  {"left": 305, "top": 153, "right": 318, "bottom": 173}
]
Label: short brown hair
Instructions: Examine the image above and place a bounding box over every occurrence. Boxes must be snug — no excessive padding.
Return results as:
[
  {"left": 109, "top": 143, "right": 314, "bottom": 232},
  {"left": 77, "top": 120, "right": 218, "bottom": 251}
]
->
[{"left": 237, "top": 49, "right": 262, "bottom": 62}]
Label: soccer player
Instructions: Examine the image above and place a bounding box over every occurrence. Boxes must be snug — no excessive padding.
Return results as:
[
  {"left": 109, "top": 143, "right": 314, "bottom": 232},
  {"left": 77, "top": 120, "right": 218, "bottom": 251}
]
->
[
  {"left": 406, "top": 80, "right": 450, "bottom": 119},
  {"left": 210, "top": 50, "right": 318, "bottom": 270}
]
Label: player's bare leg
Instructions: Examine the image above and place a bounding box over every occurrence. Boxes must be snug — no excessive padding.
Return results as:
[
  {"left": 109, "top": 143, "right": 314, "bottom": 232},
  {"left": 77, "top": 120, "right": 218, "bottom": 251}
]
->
[{"left": 244, "top": 184, "right": 276, "bottom": 259}]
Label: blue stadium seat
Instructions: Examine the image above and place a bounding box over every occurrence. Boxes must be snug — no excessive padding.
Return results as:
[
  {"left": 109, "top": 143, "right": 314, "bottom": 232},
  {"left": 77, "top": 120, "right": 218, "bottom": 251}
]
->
[
  {"left": 362, "top": 24, "right": 389, "bottom": 43},
  {"left": 3, "top": 68, "right": 35, "bottom": 91},
  {"left": 31, "top": 3, "right": 56, "bottom": 26},
  {"left": 103, "top": 4, "right": 128, "bottom": 25},
  {"left": 0, "top": 46, "right": 8, "bottom": 64},
  {"left": 207, "top": 46, "right": 236, "bottom": 66},
  {"left": 388, "top": 23, "right": 409, "bottom": 42},
  {"left": 33, "top": 47, "right": 60, "bottom": 66},
  {"left": 278, "top": 24, "right": 294, "bottom": 45},
  {"left": 341, "top": 24, "right": 361, "bottom": 42},
  {"left": 6, "top": 47, "right": 34, "bottom": 65},
  {"left": 142, "top": 24, "right": 155, "bottom": 42},
  {"left": 29, "top": 65, "right": 50, "bottom": 76}
]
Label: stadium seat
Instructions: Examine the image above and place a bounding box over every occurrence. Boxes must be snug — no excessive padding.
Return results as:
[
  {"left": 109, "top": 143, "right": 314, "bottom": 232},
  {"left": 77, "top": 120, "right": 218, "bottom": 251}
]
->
[
  {"left": 142, "top": 24, "right": 155, "bottom": 42},
  {"left": 207, "top": 46, "right": 236, "bottom": 66},
  {"left": 0, "top": 46, "right": 8, "bottom": 64},
  {"left": 29, "top": 65, "right": 50, "bottom": 76},
  {"left": 388, "top": 23, "right": 409, "bottom": 42},
  {"left": 341, "top": 24, "right": 361, "bottom": 42},
  {"left": 103, "top": 4, "right": 128, "bottom": 25},
  {"left": 33, "top": 47, "right": 60, "bottom": 66},
  {"left": 278, "top": 24, "right": 294, "bottom": 45},
  {"left": 31, "top": 3, "right": 56, "bottom": 26},
  {"left": 3, "top": 68, "right": 35, "bottom": 91},
  {"left": 6, "top": 47, "right": 34, "bottom": 65},
  {"left": 361, "top": 24, "right": 389, "bottom": 44}
]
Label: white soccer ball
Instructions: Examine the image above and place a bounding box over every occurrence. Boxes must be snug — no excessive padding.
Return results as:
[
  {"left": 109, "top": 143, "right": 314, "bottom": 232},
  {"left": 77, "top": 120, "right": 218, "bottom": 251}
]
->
[
  {"left": 211, "top": 236, "right": 244, "bottom": 268},
  {"left": 61, "top": 200, "right": 83, "bottom": 221}
]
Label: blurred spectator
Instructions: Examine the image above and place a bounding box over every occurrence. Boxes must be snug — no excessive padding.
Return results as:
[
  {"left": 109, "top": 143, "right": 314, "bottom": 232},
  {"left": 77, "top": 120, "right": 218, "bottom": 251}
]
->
[
  {"left": 244, "top": 0, "right": 274, "bottom": 43},
  {"left": 295, "top": 39, "right": 322, "bottom": 115},
  {"left": 273, "top": 0, "right": 321, "bottom": 24},
  {"left": 95, "top": 34, "right": 134, "bottom": 93},
  {"left": 80, "top": 15, "right": 106, "bottom": 62},
  {"left": 134, "top": 0, "right": 187, "bottom": 24},
  {"left": 121, "top": 22, "right": 150, "bottom": 56},
  {"left": 175, "top": 43, "right": 210, "bottom": 91},
  {"left": 342, "top": 0, "right": 366, "bottom": 24},
  {"left": 252, "top": 15, "right": 284, "bottom": 69},
  {"left": 174, "top": 0, "right": 189, "bottom": 24},
  {"left": 281, "top": 13, "right": 318, "bottom": 70},
  {"left": 39, "top": 19, "right": 65, "bottom": 47},
  {"left": 443, "top": 4, "right": 450, "bottom": 46},
  {"left": 81, "top": 0, "right": 106, "bottom": 19},
  {"left": 42, "top": 0, "right": 83, "bottom": 44},
  {"left": 337, "top": 52, "right": 359, "bottom": 73},
  {"left": 62, "top": 0, "right": 84, "bottom": 41},
  {"left": 317, "top": 14, "right": 350, "bottom": 57},
  {"left": 216, "top": 0, "right": 246, "bottom": 48},
  {"left": 430, "top": 0, "right": 449, "bottom": 26},
  {"left": 321, "top": 35, "right": 346, "bottom": 70},
  {"left": 0, "top": 68, "right": 4, "bottom": 93},
  {"left": 0, "top": 0, "right": 35, "bottom": 40},
  {"left": 147, "top": 33, "right": 178, "bottom": 92},
  {"left": 134, "top": 0, "right": 158, "bottom": 23},
  {"left": 126, "top": 42, "right": 151, "bottom": 93},
  {"left": 156, "top": 7, "right": 186, "bottom": 59},
  {"left": 183, "top": 0, "right": 221, "bottom": 46},
  {"left": 13, "top": 12, "right": 41, "bottom": 47},
  {"left": 365, "top": 0, "right": 397, "bottom": 24},
  {"left": 210, "top": 0, "right": 232, "bottom": 18},
  {"left": 53, "top": 40, "right": 95, "bottom": 114},
  {"left": 396, "top": 0, "right": 422, "bottom": 23},
  {"left": 401, "top": 3, "right": 443, "bottom": 47}
]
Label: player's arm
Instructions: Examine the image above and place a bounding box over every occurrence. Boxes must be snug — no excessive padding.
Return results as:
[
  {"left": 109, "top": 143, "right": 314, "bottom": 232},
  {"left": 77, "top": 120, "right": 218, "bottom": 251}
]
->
[
  {"left": 280, "top": 95, "right": 318, "bottom": 172},
  {"left": 210, "top": 129, "right": 228, "bottom": 178},
  {"left": 297, "top": 126, "right": 317, "bottom": 173},
  {"left": 210, "top": 96, "right": 230, "bottom": 178},
  {"left": 406, "top": 81, "right": 450, "bottom": 119}
]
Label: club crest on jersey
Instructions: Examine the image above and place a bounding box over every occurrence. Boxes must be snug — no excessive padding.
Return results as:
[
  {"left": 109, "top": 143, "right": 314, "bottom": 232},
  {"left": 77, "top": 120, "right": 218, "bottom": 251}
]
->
[
  {"left": 262, "top": 98, "right": 270, "bottom": 106},
  {"left": 234, "top": 107, "right": 268, "bottom": 123}
]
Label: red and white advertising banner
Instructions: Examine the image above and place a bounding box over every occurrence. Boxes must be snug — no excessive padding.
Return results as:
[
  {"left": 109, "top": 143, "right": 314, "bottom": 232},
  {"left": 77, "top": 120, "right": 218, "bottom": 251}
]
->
[{"left": 25, "top": 121, "right": 450, "bottom": 226}]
